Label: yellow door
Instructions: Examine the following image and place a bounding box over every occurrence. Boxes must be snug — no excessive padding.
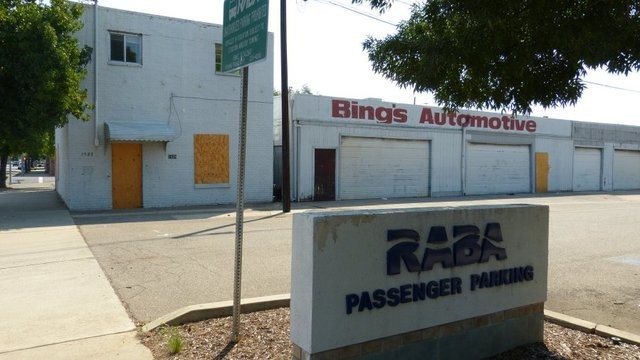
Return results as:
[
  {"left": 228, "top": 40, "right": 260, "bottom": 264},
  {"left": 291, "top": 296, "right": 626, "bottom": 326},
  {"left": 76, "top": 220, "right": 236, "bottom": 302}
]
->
[
  {"left": 112, "top": 143, "right": 142, "bottom": 209},
  {"left": 535, "top": 152, "right": 549, "bottom": 193}
]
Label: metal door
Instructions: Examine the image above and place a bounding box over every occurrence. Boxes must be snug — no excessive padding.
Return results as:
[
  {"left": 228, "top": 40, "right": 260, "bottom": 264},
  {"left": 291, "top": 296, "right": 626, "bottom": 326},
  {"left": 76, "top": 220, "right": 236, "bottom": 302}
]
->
[
  {"left": 466, "top": 143, "right": 531, "bottom": 195},
  {"left": 573, "top": 147, "right": 601, "bottom": 191},
  {"left": 613, "top": 150, "right": 640, "bottom": 190},
  {"left": 314, "top": 149, "right": 336, "bottom": 201},
  {"left": 339, "top": 137, "right": 430, "bottom": 200}
]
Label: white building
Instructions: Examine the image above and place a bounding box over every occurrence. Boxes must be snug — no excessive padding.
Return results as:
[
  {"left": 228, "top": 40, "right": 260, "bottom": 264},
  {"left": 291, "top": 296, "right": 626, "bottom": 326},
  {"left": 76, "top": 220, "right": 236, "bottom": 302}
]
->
[
  {"left": 56, "top": 5, "right": 274, "bottom": 211},
  {"left": 275, "top": 94, "right": 640, "bottom": 201}
]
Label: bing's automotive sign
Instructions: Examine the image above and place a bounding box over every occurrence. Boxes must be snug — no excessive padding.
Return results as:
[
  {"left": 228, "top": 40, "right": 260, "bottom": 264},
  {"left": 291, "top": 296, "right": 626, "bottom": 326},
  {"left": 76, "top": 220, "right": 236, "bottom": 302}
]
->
[{"left": 331, "top": 99, "right": 537, "bottom": 132}]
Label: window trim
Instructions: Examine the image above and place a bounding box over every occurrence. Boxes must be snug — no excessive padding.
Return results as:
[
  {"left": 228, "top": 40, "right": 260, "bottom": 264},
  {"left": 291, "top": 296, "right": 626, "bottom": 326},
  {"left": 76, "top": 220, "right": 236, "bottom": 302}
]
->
[
  {"left": 109, "top": 31, "right": 143, "bottom": 65},
  {"left": 214, "top": 43, "right": 240, "bottom": 76}
]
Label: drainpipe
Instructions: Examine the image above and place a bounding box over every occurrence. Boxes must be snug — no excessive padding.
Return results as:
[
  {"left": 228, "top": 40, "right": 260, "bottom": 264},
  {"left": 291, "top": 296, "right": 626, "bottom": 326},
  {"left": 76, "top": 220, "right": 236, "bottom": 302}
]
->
[
  {"left": 291, "top": 97, "right": 298, "bottom": 201},
  {"left": 461, "top": 125, "right": 466, "bottom": 195},
  {"left": 94, "top": 0, "right": 100, "bottom": 147}
]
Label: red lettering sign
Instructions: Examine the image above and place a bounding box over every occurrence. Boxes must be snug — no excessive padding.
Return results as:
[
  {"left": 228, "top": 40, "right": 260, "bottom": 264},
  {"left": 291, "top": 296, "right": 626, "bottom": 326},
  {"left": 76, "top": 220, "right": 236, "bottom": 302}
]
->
[
  {"left": 331, "top": 99, "right": 408, "bottom": 124},
  {"left": 332, "top": 100, "right": 537, "bottom": 133}
]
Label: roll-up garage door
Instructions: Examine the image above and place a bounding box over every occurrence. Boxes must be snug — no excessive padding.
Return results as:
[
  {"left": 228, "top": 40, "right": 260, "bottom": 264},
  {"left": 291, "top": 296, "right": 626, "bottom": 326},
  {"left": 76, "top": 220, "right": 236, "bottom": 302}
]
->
[
  {"left": 614, "top": 150, "right": 640, "bottom": 190},
  {"left": 339, "top": 137, "right": 429, "bottom": 200},
  {"left": 573, "top": 147, "right": 601, "bottom": 191},
  {"left": 466, "top": 143, "right": 531, "bottom": 195}
]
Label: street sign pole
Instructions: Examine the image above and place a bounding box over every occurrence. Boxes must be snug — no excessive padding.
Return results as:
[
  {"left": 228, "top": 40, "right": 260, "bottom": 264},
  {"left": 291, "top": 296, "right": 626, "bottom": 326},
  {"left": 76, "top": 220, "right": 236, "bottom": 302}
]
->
[
  {"left": 222, "top": 0, "right": 268, "bottom": 343},
  {"left": 231, "top": 66, "right": 249, "bottom": 343},
  {"left": 280, "top": 0, "right": 291, "bottom": 213}
]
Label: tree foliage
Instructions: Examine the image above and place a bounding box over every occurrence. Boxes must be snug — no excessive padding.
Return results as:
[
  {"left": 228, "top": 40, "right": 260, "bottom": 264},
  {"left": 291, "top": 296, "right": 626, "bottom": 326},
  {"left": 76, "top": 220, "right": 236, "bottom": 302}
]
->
[
  {"left": 362, "top": 0, "right": 640, "bottom": 114},
  {"left": 0, "top": 0, "right": 91, "bottom": 187},
  {"left": 274, "top": 84, "right": 315, "bottom": 96}
]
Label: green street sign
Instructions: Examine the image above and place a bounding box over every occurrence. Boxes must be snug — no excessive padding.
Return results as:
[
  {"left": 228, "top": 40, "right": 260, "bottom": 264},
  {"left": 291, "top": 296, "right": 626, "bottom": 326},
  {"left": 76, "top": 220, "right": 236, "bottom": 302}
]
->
[{"left": 222, "top": 0, "right": 269, "bottom": 72}]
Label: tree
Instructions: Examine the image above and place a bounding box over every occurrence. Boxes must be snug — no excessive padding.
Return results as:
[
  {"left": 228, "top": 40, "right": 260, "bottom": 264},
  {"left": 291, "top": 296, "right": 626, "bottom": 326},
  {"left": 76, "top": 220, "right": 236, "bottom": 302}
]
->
[
  {"left": 361, "top": 0, "right": 640, "bottom": 114},
  {"left": 0, "top": 0, "right": 91, "bottom": 188},
  {"left": 274, "top": 84, "right": 315, "bottom": 96}
]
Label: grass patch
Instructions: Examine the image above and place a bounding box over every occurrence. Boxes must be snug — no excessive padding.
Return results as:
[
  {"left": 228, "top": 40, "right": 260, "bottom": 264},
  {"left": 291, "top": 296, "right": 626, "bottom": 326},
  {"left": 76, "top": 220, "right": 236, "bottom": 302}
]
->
[{"left": 160, "top": 326, "right": 184, "bottom": 354}]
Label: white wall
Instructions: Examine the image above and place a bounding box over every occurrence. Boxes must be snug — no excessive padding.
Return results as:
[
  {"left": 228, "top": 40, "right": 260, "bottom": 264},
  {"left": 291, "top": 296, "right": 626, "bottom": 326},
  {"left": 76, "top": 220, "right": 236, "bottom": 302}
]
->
[
  {"left": 54, "top": 125, "right": 69, "bottom": 201},
  {"left": 293, "top": 123, "right": 466, "bottom": 200},
  {"left": 535, "top": 137, "right": 574, "bottom": 192},
  {"left": 293, "top": 121, "right": 448, "bottom": 200},
  {"left": 288, "top": 94, "right": 640, "bottom": 200},
  {"left": 57, "top": 5, "right": 274, "bottom": 210},
  {"left": 289, "top": 95, "right": 566, "bottom": 200},
  {"left": 431, "top": 132, "right": 463, "bottom": 197},
  {"left": 602, "top": 144, "right": 614, "bottom": 191}
]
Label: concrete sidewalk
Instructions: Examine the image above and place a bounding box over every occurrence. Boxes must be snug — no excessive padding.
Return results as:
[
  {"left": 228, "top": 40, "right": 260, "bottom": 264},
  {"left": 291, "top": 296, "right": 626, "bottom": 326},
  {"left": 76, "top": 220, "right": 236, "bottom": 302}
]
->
[{"left": 0, "top": 180, "right": 152, "bottom": 359}]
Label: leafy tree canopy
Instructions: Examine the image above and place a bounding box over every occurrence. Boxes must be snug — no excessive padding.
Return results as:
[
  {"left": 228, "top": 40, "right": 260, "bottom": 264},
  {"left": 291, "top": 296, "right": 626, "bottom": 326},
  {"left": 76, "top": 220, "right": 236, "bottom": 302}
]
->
[
  {"left": 274, "top": 84, "right": 315, "bottom": 96},
  {"left": 361, "top": 0, "right": 640, "bottom": 114},
  {"left": 0, "top": 0, "right": 91, "bottom": 186}
]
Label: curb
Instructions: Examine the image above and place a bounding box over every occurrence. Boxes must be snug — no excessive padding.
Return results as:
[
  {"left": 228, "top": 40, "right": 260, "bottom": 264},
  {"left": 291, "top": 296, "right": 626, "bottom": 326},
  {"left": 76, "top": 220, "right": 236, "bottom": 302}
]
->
[
  {"left": 144, "top": 296, "right": 640, "bottom": 348},
  {"left": 141, "top": 294, "right": 290, "bottom": 332},
  {"left": 544, "top": 309, "right": 640, "bottom": 346}
]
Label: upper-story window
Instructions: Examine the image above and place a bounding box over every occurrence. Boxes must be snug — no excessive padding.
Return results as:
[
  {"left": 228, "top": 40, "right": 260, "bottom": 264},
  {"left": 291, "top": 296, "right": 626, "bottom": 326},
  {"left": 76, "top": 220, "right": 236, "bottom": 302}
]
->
[
  {"left": 215, "top": 43, "right": 240, "bottom": 76},
  {"left": 110, "top": 32, "right": 142, "bottom": 64}
]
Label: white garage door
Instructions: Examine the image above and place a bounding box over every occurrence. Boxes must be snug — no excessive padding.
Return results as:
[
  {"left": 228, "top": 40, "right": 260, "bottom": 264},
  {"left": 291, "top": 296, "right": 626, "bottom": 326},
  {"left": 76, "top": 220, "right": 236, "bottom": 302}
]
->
[
  {"left": 573, "top": 147, "right": 601, "bottom": 191},
  {"left": 614, "top": 150, "right": 640, "bottom": 190},
  {"left": 339, "top": 137, "right": 429, "bottom": 200},
  {"left": 466, "top": 143, "right": 530, "bottom": 195}
]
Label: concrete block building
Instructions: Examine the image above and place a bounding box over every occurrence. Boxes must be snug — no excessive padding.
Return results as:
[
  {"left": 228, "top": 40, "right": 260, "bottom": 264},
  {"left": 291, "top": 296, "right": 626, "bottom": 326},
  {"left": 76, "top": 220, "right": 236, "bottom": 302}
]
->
[
  {"left": 275, "top": 94, "right": 640, "bottom": 201},
  {"left": 56, "top": 5, "right": 274, "bottom": 210}
]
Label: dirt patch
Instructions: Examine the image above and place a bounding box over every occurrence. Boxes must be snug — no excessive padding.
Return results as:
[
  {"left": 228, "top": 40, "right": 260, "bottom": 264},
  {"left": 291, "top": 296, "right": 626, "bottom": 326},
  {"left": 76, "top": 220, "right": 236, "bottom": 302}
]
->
[{"left": 139, "top": 308, "right": 640, "bottom": 359}]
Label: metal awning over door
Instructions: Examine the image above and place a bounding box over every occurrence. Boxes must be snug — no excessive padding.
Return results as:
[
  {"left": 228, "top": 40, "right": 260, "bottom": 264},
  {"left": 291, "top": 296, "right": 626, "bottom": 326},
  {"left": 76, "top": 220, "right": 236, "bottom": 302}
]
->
[{"left": 104, "top": 121, "right": 176, "bottom": 142}]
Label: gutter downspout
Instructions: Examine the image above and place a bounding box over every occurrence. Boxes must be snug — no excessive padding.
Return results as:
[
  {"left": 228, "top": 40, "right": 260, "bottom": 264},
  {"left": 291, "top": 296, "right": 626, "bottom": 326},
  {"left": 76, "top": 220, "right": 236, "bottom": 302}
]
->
[
  {"left": 461, "top": 125, "right": 466, "bottom": 195},
  {"left": 94, "top": 0, "right": 100, "bottom": 147},
  {"left": 291, "top": 96, "right": 298, "bottom": 201}
]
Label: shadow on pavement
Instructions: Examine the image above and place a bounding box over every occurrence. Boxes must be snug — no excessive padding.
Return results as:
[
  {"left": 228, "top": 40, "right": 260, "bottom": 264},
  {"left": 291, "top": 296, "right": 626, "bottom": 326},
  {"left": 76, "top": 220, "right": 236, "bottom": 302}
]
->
[{"left": 6, "top": 176, "right": 640, "bottom": 230}]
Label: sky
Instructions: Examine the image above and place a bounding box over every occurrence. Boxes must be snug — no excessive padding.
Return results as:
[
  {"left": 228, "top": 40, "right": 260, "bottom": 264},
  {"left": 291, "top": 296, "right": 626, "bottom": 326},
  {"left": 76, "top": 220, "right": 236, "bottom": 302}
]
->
[{"left": 94, "top": 0, "right": 640, "bottom": 125}]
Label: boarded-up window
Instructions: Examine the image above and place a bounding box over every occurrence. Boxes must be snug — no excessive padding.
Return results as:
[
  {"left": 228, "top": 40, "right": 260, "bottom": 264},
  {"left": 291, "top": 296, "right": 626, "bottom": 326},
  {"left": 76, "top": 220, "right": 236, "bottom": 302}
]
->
[{"left": 194, "top": 134, "right": 229, "bottom": 184}]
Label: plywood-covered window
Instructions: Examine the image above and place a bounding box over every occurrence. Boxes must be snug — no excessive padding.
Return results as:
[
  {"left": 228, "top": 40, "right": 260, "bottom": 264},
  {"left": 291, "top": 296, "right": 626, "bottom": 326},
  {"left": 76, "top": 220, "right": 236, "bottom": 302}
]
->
[{"left": 194, "top": 134, "right": 229, "bottom": 184}]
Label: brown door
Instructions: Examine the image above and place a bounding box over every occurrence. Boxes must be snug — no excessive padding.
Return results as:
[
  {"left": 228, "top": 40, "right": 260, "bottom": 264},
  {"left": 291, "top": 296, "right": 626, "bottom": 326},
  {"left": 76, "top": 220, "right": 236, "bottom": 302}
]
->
[
  {"left": 314, "top": 149, "right": 336, "bottom": 201},
  {"left": 112, "top": 143, "right": 142, "bottom": 209}
]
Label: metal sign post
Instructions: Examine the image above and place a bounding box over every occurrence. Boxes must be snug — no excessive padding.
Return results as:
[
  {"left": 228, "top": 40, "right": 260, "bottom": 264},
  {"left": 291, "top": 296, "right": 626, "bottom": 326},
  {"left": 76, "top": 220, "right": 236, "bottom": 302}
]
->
[
  {"left": 222, "top": 0, "right": 269, "bottom": 343},
  {"left": 231, "top": 66, "right": 249, "bottom": 343}
]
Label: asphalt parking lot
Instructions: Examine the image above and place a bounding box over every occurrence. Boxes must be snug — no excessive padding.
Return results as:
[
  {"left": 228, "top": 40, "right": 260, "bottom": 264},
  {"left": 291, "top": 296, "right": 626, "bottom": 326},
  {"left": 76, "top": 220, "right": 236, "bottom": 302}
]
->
[{"left": 72, "top": 192, "right": 640, "bottom": 334}]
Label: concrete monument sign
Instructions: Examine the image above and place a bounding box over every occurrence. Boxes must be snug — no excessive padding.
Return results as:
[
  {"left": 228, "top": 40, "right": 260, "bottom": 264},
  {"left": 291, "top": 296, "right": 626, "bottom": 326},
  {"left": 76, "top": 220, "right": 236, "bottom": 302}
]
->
[{"left": 291, "top": 205, "right": 548, "bottom": 359}]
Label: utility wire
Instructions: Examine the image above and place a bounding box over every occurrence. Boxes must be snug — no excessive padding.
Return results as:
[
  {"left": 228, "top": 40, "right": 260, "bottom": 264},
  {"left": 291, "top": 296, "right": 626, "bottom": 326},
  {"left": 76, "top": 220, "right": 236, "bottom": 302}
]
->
[
  {"left": 315, "top": 0, "right": 399, "bottom": 26},
  {"left": 583, "top": 80, "right": 640, "bottom": 94},
  {"left": 394, "top": 0, "right": 414, "bottom": 6},
  {"left": 310, "top": 0, "right": 640, "bottom": 97}
]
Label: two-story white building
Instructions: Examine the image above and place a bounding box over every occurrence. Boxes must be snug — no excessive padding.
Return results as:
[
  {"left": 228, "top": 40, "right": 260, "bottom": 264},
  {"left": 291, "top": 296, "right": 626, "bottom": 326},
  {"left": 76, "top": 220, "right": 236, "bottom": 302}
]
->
[{"left": 56, "top": 5, "right": 274, "bottom": 211}]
